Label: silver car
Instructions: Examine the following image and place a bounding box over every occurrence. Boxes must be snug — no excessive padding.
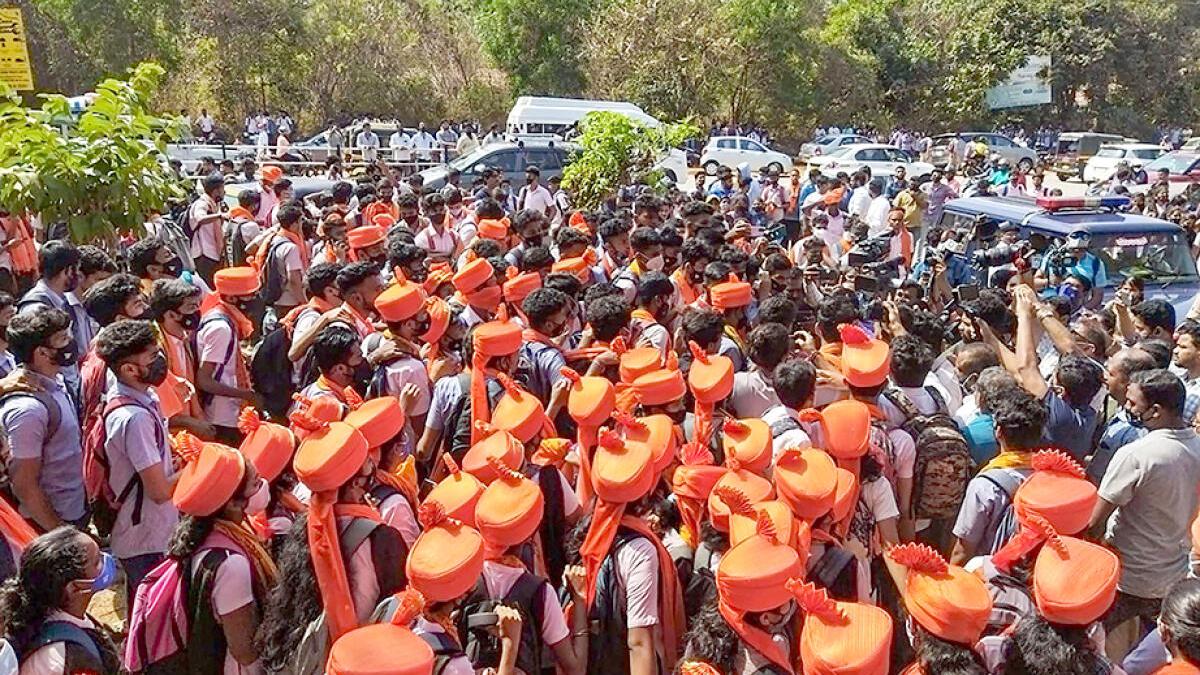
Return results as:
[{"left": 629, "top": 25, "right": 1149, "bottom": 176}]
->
[
  {"left": 800, "top": 134, "right": 873, "bottom": 159},
  {"left": 928, "top": 132, "right": 1038, "bottom": 171}
]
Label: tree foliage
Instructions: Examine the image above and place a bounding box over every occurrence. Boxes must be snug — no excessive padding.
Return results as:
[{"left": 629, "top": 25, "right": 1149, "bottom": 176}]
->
[
  {"left": 474, "top": 0, "right": 590, "bottom": 96},
  {"left": 561, "top": 112, "right": 698, "bottom": 211},
  {"left": 0, "top": 62, "right": 184, "bottom": 240}
]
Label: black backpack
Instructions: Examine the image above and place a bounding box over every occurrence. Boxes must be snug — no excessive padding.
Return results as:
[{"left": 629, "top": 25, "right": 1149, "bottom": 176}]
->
[
  {"left": 250, "top": 323, "right": 296, "bottom": 422},
  {"left": 223, "top": 219, "right": 250, "bottom": 267},
  {"left": 445, "top": 373, "right": 505, "bottom": 461},
  {"left": 456, "top": 572, "right": 549, "bottom": 675},
  {"left": 259, "top": 237, "right": 288, "bottom": 307}
]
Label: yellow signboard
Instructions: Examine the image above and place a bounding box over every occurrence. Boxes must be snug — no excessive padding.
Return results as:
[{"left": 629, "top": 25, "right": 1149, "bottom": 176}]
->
[{"left": 0, "top": 8, "right": 32, "bottom": 91}]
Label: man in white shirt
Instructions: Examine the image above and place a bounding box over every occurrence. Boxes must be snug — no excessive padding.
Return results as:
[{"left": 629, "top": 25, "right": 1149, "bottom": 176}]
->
[
  {"left": 482, "top": 124, "right": 504, "bottom": 146},
  {"left": 864, "top": 178, "right": 892, "bottom": 237},
  {"left": 356, "top": 123, "right": 380, "bottom": 164},
  {"left": 197, "top": 109, "right": 215, "bottom": 142},
  {"left": 411, "top": 123, "right": 436, "bottom": 163},
  {"left": 847, "top": 172, "right": 873, "bottom": 221},
  {"left": 187, "top": 174, "right": 227, "bottom": 285},
  {"left": 389, "top": 128, "right": 412, "bottom": 164},
  {"left": 518, "top": 166, "right": 556, "bottom": 220}
]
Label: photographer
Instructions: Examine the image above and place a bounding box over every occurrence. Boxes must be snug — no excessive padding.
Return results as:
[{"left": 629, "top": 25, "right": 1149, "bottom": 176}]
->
[
  {"left": 909, "top": 237, "right": 977, "bottom": 312},
  {"left": 1035, "top": 232, "right": 1106, "bottom": 309}
]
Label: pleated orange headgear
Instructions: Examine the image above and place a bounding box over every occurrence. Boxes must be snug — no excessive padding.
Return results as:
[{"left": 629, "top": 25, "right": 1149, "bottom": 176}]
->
[
  {"left": 888, "top": 543, "right": 992, "bottom": 646},
  {"left": 237, "top": 408, "right": 295, "bottom": 483},
  {"left": 406, "top": 502, "right": 485, "bottom": 603},
  {"left": 792, "top": 580, "right": 892, "bottom": 675},
  {"left": 325, "top": 589, "right": 433, "bottom": 675},
  {"left": 423, "top": 455, "right": 484, "bottom": 527}
]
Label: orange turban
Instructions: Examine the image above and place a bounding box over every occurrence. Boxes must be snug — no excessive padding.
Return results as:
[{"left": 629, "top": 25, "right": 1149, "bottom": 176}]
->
[{"left": 888, "top": 543, "right": 992, "bottom": 646}]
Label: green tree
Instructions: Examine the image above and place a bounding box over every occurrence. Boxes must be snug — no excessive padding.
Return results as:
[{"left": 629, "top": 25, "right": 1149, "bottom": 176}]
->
[
  {"left": 0, "top": 62, "right": 185, "bottom": 240},
  {"left": 474, "top": 0, "right": 590, "bottom": 95},
  {"left": 561, "top": 111, "right": 698, "bottom": 210}
]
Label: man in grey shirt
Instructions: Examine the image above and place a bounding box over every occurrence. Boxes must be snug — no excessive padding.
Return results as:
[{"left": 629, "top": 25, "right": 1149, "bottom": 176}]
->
[
  {"left": 0, "top": 308, "right": 85, "bottom": 530},
  {"left": 1092, "top": 369, "right": 1200, "bottom": 636}
]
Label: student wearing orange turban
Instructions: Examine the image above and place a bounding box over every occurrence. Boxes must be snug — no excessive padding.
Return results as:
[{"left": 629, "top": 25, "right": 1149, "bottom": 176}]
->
[
  {"left": 453, "top": 257, "right": 503, "bottom": 322},
  {"left": 290, "top": 421, "right": 409, "bottom": 641},
  {"left": 670, "top": 443, "right": 726, "bottom": 551},
  {"left": 325, "top": 589, "right": 433, "bottom": 675},
  {"left": 709, "top": 274, "right": 753, "bottom": 368},
  {"left": 363, "top": 280, "right": 434, "bottom": 436},
  {"left": 688, "top": 340, "right": 734, "bottom": 449},
  {"left": 237, "top": 408, "right": 304, "bottom": 545},
  {"left": 790, "top": 580, "right": 892, "bottom": 675},
  {"left": 344, "top": 396, "right": 421, "bottom": 549},
  {"left": 561, "top": 366, "right": 614, "bottom": 505},
  {"left": 889, "top": 543, "right": 992, "bottom": 674},
  {"left": 580, "top": 430, "right": 684, "bottom": 674},
  {"left": 198, "top": 267, "right": 260, "bottom": 444},
  {"left": 713, "top": 511, "right": 806, "bottom": 673},
  {"left": 466, "top": 321, "right": 523, "bottom": 448},
  {"left": 168, "top": 437, "right": 278, "bottom": 671}
]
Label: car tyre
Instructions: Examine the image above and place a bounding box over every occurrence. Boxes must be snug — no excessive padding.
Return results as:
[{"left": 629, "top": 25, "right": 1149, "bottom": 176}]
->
[
  {"left": 1018, "top": 158, "right": 1034, "bottom": 172},
  {"left": 1057, "top": 173, "right": 1072, "bottom": 182},
  {"left": 768, "top": 162, "right": 784, "bottom": 174},
  {"left": 703, "top": 161, "right": 720, "bottom": 176}
]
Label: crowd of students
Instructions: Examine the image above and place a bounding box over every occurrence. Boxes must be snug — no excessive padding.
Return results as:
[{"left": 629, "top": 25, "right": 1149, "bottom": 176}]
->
[{"left": 1, "top": 157, "right": 1200, "bottom": 675}]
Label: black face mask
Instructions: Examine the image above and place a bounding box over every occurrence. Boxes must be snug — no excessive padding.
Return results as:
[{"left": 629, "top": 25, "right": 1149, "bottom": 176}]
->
[
  {"left": 349, "top": 360, "right": 372, "bottom": 393},
  {"left": 53, "top": 337, "right": 78, "bottom": 367},
  {"left": 412, "top": 315, "right": 432, "bottom": 338},
  {"left": 370, "top": 253, "right": 388, "bottom": 267},
  {"left": 665, "top": 408, "right": 688, "bottom": 425},
  {"left": 139, "top": 352, "right": 169, "bottom": 387},
  {"left": 162, "top": 257, "right": 183, "bottom": 277},
  {"left": 234, "top": 297, "right": 257, "bottom": 313},
  {"left": 179, "top": 311, "right": 201, "bottom": 331}
]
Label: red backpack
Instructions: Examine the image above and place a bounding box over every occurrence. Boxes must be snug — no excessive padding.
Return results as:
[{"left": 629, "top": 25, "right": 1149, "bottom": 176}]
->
[{"left": 82, "top": 393, "right": 165, "bottom": 536}]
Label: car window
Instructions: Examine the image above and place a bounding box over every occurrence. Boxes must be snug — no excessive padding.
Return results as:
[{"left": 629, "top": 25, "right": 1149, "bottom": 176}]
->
[
  {"left": 885, "top": 148, "right": 910, "bottom": 162},
  {"left": 931, "top": 137, "right": 955, "bottom": 148},
  {"left": 989, "top": 135, "right": 1014, "bottom": 148},
  {"left": 740, "top": 139, "right": 765, "bottom": 152},
  {"left": 527, "top": 148, "right": 563, "bottom": 171},
  {"left": 484, "top": 150, "right": 521, "bottom": 173},
  {"left": 839, "top": 137, "right": 859, "bottom": 146},
  {"left": 717, "top": 139, "right": 738, "bottom": 150},
  {"left": 1095, "top": 147, "right": 1125, "bottom": 159},
  {"left": 1145, "top": 153, "right": 1200, "bottom": 174},
  {"left": 813, "top": 135, "right": 834, "bottom": 145},
  {"left": 857, "top": 148, "right": 887, "bottom": 162},
  {"left": 1132, "top": 148, "right": 1163, "bottom": 161},
  {"left": 824, "top": 146, "right": 855, "bottom": 158}
]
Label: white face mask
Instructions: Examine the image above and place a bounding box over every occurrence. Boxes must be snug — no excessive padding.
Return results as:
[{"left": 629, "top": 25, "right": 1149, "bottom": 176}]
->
[
  {"left": 645, "top": 255, "right": 665, "bottom": 272},
  {"left": 246, "top": 477, "right": 270, "bottom": 515}
]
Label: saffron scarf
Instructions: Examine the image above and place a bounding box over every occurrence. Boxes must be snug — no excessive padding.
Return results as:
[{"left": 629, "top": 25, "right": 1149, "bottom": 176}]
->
[
  {"left": 671, "top": 269, "right": 701, "bottom": 305},
  {"left": 980, "top": 451, "right": 1033, "bottom": 473},
  {"left": 213, "top": 518, "right": 279, "bottom": 598}
]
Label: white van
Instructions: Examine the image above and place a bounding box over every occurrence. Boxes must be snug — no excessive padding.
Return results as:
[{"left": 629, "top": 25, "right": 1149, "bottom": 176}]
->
[{"left": 505, "top": 96, "right": 661, "bottom": 140}]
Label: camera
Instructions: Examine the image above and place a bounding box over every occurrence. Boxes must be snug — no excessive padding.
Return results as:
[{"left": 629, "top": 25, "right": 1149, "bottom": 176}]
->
[{"left": 972, "top": 240, "right": 1029, "bottom": 268}]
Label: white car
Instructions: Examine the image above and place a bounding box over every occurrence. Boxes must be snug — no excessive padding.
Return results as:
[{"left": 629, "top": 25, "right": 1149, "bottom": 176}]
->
[
  {"left": 806, "top": 144, "right": 935, "bottom": 180},
  {"left": 1082, "top": 143, "right": 1165, "bottom": 183},
  {"left": 700, "top": 136, "right": 793, "bottom": 175}
]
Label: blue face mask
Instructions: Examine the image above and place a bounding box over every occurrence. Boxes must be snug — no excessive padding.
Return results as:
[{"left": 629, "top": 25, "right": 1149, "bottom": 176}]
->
[
  {"left": 90, "top": 552, "right": 117, "bottom": 592},
  {"left": 1059, "top": 283, "right": 1083, "bottom": 310}
]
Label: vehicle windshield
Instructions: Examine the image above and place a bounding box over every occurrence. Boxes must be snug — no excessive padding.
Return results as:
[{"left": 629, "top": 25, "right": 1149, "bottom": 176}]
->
[
  {"left": 1090, "top": 231, "right": 1200, "bottom": 285},
  {"left": 447, "top": 146, "right": 496, "bottom": 170},
  {"left": 1145, "top": 153, "right": 1199, "bottom": 174},
  {"left": 1095, "top": 147, "right": 1124, "bottom": 159},
  {"left": 1056, "top": 138, "right": 1081, "bottom": 154},
  {"left": 813, "top": 135, "right": 836, "bottom": 145}
]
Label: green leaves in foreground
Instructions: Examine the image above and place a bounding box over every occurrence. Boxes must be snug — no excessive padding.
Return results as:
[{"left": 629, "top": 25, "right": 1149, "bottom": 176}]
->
[{"left": 0, "top": 62, "right": 185, "bottom": 241}]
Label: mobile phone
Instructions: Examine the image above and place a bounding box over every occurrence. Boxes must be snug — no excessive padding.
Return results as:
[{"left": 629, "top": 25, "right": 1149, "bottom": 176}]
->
[
  {"left": 955, "top": 284, "right": 980, "bottom": 302},
  {"left": 854, "top": 275, "right": 879, "bottom": 293}
]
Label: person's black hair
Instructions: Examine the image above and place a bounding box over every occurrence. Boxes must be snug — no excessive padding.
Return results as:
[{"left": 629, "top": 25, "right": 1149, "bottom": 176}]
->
[
  {"left": 632, "top": 194, "right": 658, "bottom": 214},
  {"left": 1112, "top": 346, "right": 1158, "bottom": 379},
  {"left": 774, "top": 358, "right": 817, "bottom": 409},
  {"left": 958, "top": 344, "right": 1001, "bottom": 382},
  {"left": 149, "top": 278, "right": 201, "bottom": 319},
  {"left": 0, "top": 527, "right": 100, "bottom": 656},
  {"left": 335, "top": 261, "right": 379, "bottom": 295},
  {"left": 681, "top": 307, "right": 725, "bottom": 349},
  {"left": 354, "top": 183, "right": 376, "bottom": 202},
  {"left": 310, "top": 324, "right": 359, "bottom": 374},
  {"left": 331, "top": 181, "right": 353, "bottom": 203},
  {"left": 521, "top": 246, "right": 553, "bottom": 272},
  {"left": 1074, "top": 321, "right": 1109, "bottom": 359},
  {"left": 201, "top": 173, "right": 224, "bottom": 195},
  {"left": 682, "top": 603, "right": 739, "bottom": 673},
  {"left": 470, "top": 238, "right": 504, "bottom": 260},
  {"left": 1003, "top": 614, "right": 1108, "bottom": 675},
  {"left": 1133, "top": 298, "right": 1176, "bottom": 335},
  {"left": 680, "top": 238, "right": 715, "bottom": 265},
  {"left": 598, "top": 218, "right": 631, "bottom": 242},
  {"left": 238, "top": 189, "right": 261, "bottom": 210},
  {"left": 1139, "top": 338, "right": 1174, "bottom": 369},
  {"left": 889, "top": 334, "right": 934, "bottom": 387},
  {"left": 1178, "top": 320, "right": 1200, "bottom": 347},
  {"left": 256, "top": 513, "right": 323, "bottom": 670},
  {"left": 696, "top": 227, "right": 726, "bottom": 247},
  {"left": 420, "top": 192, "right": 445, "bottom": 211},
  {"left": 581, "top": 282, "right": 622, "bottom": 307},
  {"left": 486, "top": 256, "right": 510, "bottom": 279},
  {"left": 747, "top": 323, "right": 790, "bottom": 371},
  {"left": 277, "top": 201, "right": 303, "bottom": 228},
  {"left": 966, "top": 289, "right": 1015, "bottom": 336},
  {"left": 717, "top": 246, "right": 748, "bottom": 269},
  {"left": 94, "top": 319, "right": 157, "bottom": 367},
  {"left": 554, "top": 227, "right": 591, "bottom": 251},
  {"left": 657, "top": 227, "right": 683, "bottom": 248},
  {"left": 629, "top": 227, "right": 659, "bottom": 253},
  {"left": 1131, "top": 368, "right": 1186, "bottom": 416},
  {"left": 636, "top": 271, "right": 673, "bottom": 305},
  {"left": 902, "top": 308, "right": 945, "bottom": 354},
  {"left": 680, "top": 201, "right": 715, "bottom": 218},
  {"left": 522, "top": 288, "right": 569, "bottom": 332},
  {"left": 511, "top": 209, "right": 543, "bottom": 235},
  {"left": 387, "top": 241, "right": 425, "bottom": 270},
  {"left": 761, "top": 253, "right": 792, "bottom": 274},
  {"left": 82, "top": 273, "right": 143, "bottom": 327},
  {"left": 758, "top": 295, "right": 797, "bottom": 329},
  {"left": 703, "top": 261, "right": 732, "bottom": 285},
  {"left": 77, "top": 245, "right": 116, "bottom": 278},
  {"left": 305, "top": 262, "right": 342, "bottom": 299},
  {"left": 475, "top": 198, "right": 504, "bottom": 221},
  {"left": 396, "top": 193, "right": 419, "bottom": 210},
  {"left": 912, "top": 623, "right": 986, "bottom": 674},
  {"left": 0, "top": 292, "right": 13, "bottom": 313},
  {"left": 1054, "top": 354, "right": 1104, "bottom": 407},
  {"left": 650, "top": 496, "right": 681, "bottom": 533},
  {"left": 991, "top": 389, "right": 1048, "bottom": 451},
  {"left": 39, "top": 240, "right": 80, "bottom": 280},
  {"left": 543, "top": 272, "right": 582, "bottom": 300},
  {"left": 1160, "top": 577, "right": 1200, "bottom": 665},
  {"left": 272, "top": 178, "right": 293, "bottom": 197},
  {"left": 585, "top": 295, "right": 631, "bottom": 342},
  {"left": 817, "top": 294, "right": 859, "bottom": 343},
  {"left": 127, "top": 239, "right": 164, "bottom": 277}
]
